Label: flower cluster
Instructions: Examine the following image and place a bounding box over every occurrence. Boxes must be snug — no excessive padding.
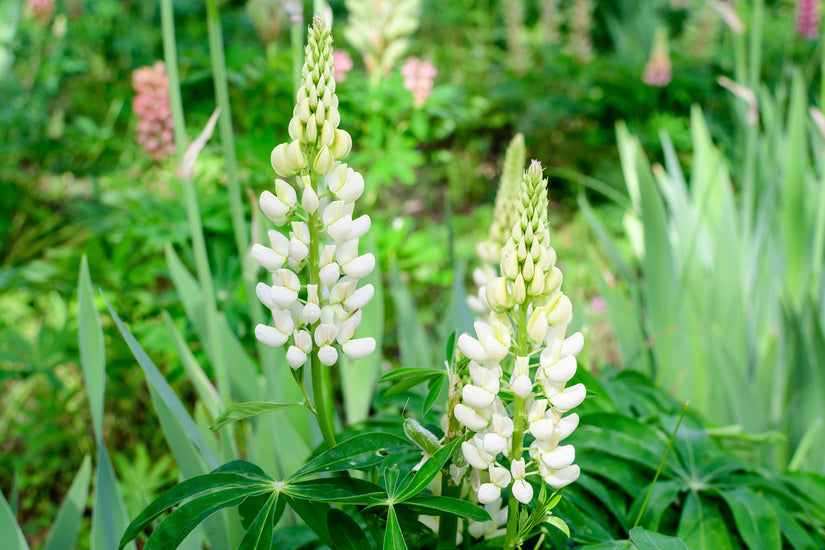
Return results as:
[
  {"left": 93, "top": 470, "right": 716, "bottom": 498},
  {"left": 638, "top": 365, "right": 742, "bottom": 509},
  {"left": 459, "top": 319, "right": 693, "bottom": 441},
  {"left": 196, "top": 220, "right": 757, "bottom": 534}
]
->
[
  {"left": 400, "top": 57, "right": 437, "bottom": 107},
  {"left": 252, "top": 16, "right": 376, "bottom": 369},
  {"left": 343, "top": 0, "right": 420, "bottom": 77},
  {"left": 796, "top": 0, "right": 820, "bottom": 39},
  {"left": 453, "top": 160, "right": 585, "bottom": 506},
  {"left": 469, "top": 133, "right": 526, "bottom": 317},
  {"left": 569, "top": 0, "right": 594, "bottom": 63},
  {"left": 643, "top": 28, "right": 672, "bottom": 88},
  {"left": 132, "top": 62, "right": 176, "bottom": 162},
  {"left": 27, "top": 0, "right": 54, "bottom": 22}
]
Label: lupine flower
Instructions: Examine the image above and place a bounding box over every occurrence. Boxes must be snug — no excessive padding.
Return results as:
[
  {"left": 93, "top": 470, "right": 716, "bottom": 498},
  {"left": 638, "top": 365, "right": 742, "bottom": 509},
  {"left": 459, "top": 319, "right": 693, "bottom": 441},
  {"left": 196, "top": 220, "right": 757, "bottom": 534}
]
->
[
  {"left": 27, "top": 0, "right": 55, "bottom": 22},
  {"left": 643, "top": 27, "right": 672, "bottom": 88},
  {"left": 469, "top": 134, "right": 526, "bottom": 315},
  {"left": 539, "top": 0, "right": 561, "bottom": 44},
  {"left": 568, "top": 0, "right": 594, "bottom": 63},
  {"left": 796, "top": 0, "right": 820, "bottom": 39},
  {"left": 455, "top": 160, "right": 585, "bottom": 514},
  {"left": 132, "top": 62, "right": 176, "bottom": 162},
  {"left": 401, "top": 57, "right": 437, "bottom": 107},
  {"left": 333, "top": 50, "right": 354, "bottom": 82},
  {"left": 253, "top": 16, "right": 375, "bottom": 368},
  {"left": 504, "top": 0, "right": 528, "bottom": 73},
  {"left": 344, "top": 0, "right": 421, "bottom": 77}
]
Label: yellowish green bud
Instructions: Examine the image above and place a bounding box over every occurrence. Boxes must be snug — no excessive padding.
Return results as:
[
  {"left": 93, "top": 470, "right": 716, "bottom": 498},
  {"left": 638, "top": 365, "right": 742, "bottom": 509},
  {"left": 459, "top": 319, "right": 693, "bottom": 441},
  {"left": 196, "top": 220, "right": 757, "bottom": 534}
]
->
[
  {"left": 331, "top": 129, "right": 352, "bottom": 160},
  {"left": 486, "top": 276, "right": 511, "bottom": 312},
  {"left": 271, "top": 143, "right": 294, "bottom": 177},
  {"left": 286, "top": 140, "right": 306, "bottom": 171},
  {"left": 313, "top": 145, "right": 334, "bottom": 174},
  {"left": 513, "top": 273, "right": 527, "bottom": 304},
  {"left": 547, "top": 294, "right": 572, "bottom": 326}
]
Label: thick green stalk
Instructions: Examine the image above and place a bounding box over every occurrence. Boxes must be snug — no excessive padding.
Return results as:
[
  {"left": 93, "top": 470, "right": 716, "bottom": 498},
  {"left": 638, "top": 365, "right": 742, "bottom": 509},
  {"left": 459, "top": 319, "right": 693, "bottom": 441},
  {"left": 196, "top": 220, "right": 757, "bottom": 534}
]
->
[
  {"left": 437, "top": 477, "right": 461, "bottom": 548},
  {"left": 504, "top": 305, "right": 530, "bottom": 549},
  {"left": 308, "top": 202, "right": 337, "bottom": 449},
  {"left": 160, "top": 0, "right": 235, "bottom": 465},
  {"left": 203, "top": 0, "right": 277, "bottom": 376}
]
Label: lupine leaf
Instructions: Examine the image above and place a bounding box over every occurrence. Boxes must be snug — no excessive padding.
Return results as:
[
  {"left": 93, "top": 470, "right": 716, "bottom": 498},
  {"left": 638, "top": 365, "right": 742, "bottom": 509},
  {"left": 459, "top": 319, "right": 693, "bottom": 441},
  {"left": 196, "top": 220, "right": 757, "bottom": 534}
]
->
[
  {"left": 676, "top": 492, "right": 734, "bottom": 550},
  {"left": 629, "top": 527, "right": 688, "bottom": 549},
  {"left": 394, "top": 437, "right": 462, "bottom": 502},
  {"left": 422, "top": 374, "right": 445, "bottom": 415},
  {"left": 142, "top": 487, "right": 270, "bottom": 550},
  {"left": 402, "top": 495, "right": 490, "bottom": 522},
  {"left": 283, "top": 477, "right": 386, "bottom": 504},
  {"left": 238, "top": 492, "right": 278, "bottom": 550},
  {"left": 719, "top": 488, "right": 781, "bottom": 550},
  {"left": 210, "top": 401, "right": 306, "bottom": 431},
  {"left": 289, "top": 433, "right": 410, "bottom": 480},
  {"left": 378, "top": 368, "right": 445, "bottom": 383},
  {"left": 43, "top": 455, "right": 92, "bottom": 550},
  {"left": 286, "top": 497, "right": 335, "bottom": 549},
  {"left": 383, "top": 506, "right": 408, "bottom": 550},
  {"left": 326, "top": 509, "right": 370, "bottom": 550}
]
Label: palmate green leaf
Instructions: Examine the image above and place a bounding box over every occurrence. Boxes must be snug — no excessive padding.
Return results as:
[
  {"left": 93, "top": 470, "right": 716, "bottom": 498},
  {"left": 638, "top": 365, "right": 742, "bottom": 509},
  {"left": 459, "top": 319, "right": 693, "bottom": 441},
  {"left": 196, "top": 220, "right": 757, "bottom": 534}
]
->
[
  {"left": 104, "top": 293, "right": 219, "bottom": 469},
  {"left": 286, "top": 497, "right": 335, "bottom": 549},
  {"left": 43, "top": 455, "right": 92, "bottom": 550},
  {"left": 78, "top": 256, "right": 105, "bottom": 441},
  {"left": 383, "top": 506, "right": 408, "bottom": 550},
  {"left": 573, "top": 414, "right": 668, "bottom": 468},
  {"left": 238, "top": 492, "right": 279, "bottom": 550},
  {"left": 0, "top": 489, "right": 29, "bottom": 550},
  {"left": 284, "top": 477, "right": 386, "bottom": 504},
  {"left": 326, "top": 509, "right": 370, "bottom": 550},
  {"left": 120, "top": 462, "right": 272, "bottom": 547},
  {"left": 676, "top": 492, "right": 734, "bottom": 550},
  {"left": 210, "top": 401, "right": 306, "bottom": 431},
  {"left": 627, "top": 480, "right": 680, "bottom": 532},
  {"left": 403, "top": 495, "right": 490, "bottom": 522},
  {"left": 378, "top": 367, "right": 444, "bottom": 383},
  {"left": 629, "top": 527, "right": 688, "bottom": 550},
  {"left": 289, "top": 433, "right": 410, "bottom": 480},
  {"left": 394, "top": 437, "right": 462, "bottom": 502},
  {"left": 719, "top": 487, "right": 781, "bottom": 550},
  {"left": 772, "top": 505, "right": 820, "bottom": 550},
  {"left": 577, "top": 474, "right": 628, "bottom": 532},
  {"left": 143, "top": 487, "right": 270, "bottom": 550}
]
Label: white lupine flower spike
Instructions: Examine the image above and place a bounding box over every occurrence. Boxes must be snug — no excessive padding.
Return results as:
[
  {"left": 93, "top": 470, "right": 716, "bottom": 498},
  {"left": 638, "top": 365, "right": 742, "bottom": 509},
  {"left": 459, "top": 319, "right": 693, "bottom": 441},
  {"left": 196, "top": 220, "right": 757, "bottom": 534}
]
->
[
  {"left": 249, "top": 16, "right": 375, "bottom": 450},
  {"left": 452, "top": 159, "right": 585, "bottom": 537}
]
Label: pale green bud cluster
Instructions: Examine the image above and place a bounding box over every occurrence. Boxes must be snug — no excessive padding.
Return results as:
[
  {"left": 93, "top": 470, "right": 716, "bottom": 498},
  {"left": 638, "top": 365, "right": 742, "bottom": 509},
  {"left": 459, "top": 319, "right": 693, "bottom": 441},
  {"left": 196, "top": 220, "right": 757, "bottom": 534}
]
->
[
  {"left": 343, "top": 0, "right": 420, "bottom": 77},
  {"left": 254, "top": 16, "right": 375, "bottom": 369},
  {"left": 271, "top": 15, "right": 353, "bottom": 179}
]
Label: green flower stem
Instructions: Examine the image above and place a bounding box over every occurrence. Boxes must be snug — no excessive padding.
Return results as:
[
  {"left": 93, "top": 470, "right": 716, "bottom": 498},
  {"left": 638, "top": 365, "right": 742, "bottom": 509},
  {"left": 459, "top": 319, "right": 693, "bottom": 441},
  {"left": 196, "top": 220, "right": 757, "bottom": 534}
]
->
[
  {"left": 203, "top": 0, "right": 278, "bottom": 378},
  {"left": 626, "top": 401, "right": 689, "bottom": 544},
  {"left": 307, "top": 185, "right": 337, "bottom": 449},
  {"left": 504, "top": 305, "right": 530, "bottom": 550},
  {"left": 161, "top": 0, "right": 237, "bottom": 471},
  {"left": 437, "top": 475, "right": 460, "bottom": 549}
]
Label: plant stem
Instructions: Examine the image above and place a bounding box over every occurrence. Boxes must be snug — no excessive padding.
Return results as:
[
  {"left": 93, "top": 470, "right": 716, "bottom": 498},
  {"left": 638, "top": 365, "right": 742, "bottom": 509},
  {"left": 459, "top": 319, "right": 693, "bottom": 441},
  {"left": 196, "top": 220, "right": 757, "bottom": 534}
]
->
[
  {"left": 437, "top": 475, "right": 460, "bottom": 548},
  {"left": 504, "top": 305, "right": 530, "bottom": 549},
  {"left": 627, "top": 401, "right": 689, "bottom": 541},
  {"left": 308, "top": 202, "right": 337, "bottom": 449}
]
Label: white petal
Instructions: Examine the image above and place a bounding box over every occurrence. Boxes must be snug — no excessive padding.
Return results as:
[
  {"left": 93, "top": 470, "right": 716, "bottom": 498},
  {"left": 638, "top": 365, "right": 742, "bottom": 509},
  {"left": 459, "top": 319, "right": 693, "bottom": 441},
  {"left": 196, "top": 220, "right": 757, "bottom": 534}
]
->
[
  {"left": 294, "top": 330, "right": 312, "bottom": 352},
  {"left": 462, "top": 440, "right": 493, "bottom": 470},
  {"left": 270, "top": 285, "right": 298, "bottom": 308},
  {"left": 491, "top": 413, "right": 514, "bottom": 438},
  {"left": 318, "top": 345, "right": 338, "bottom": 366},
  {"left": 302, "top": 303, "right": 321, "bottom": 324},
  {"left": 529, "top": 418, "right": 555, "bottom": 440},
  {"left": 267, "top": 230, "right": 290, "bottom": 256},
  {"left": 274, "top": 178, "right": 297, "bottom": 206},
  {"left": 260, "top": 190, "right": 290, "bottom": 224},
  {"left": 489, "top": 464, "right": 511, "bottom": 488},
  {"left": 561, "top": 332, "right": 584, "bottom": 358},
  {"left": 319, "top": 263, "right": 341, "bottom": 287},
  {"left": 336, "top": 310, "right": 362, "bottom": 344},
  {"left": 342, "top": 337, "right": 376, "bottom": 359},
  {"left": 255, "top": 282, "right": 276, "bottom": 309},
  {"left": 512, "top": 479, "right": 533, "bottom": 504},
  {"left": 453, "top": 404, "right": 489, "bottom": 431},
  {"left": 302, "top": 185, "right": 319, "bottom": 214},
  {"left": 458, "top": 334, "right": 488, "bottom": 362},
  {"left": 462, "top": 385, "right": 496, "bottom": 408},
  {"left": 255, "top": 324, "right": 288, "bottom": 348},
  {"left": 482, "top": 432, "right": 507, "bottom": 455},
  {"left": 286, "top": 346, "right": 308, "bottom": 369},
  {"left": 511, "top": 374, "right": 533, "bottom": 398},
  {"left": 289, "top": 237, "right": 309, "bottom": 263},
  {"left": 545, "top": 355, "right": 577, "bottom": 384},
  {"left": 350, "top": 214, "right": 371, "bottom": 238},
  {"left": 510, "top": 458, "right": 527, "bottom": 479},
  {"left": 344, "top": 283, "right": 374, "bottom": 310},
  {"left": 336, "top": 168, "right": 365, "bottom": 202},
  {"left": 327, "top": 215, "right": 353, "bottom": 241},
  {"left": 477, "top": 483, "right": 501, "bottom": 504},
  {"left": 541, "top": 445, "right": 575, "bottom": 470},
  {"left": 549, "top": 383, "right": 586, "bottom": 412},
  {"left": 335, "top": 239, "right": 359, "bottom": 265},
  {"left": 251, "top": 243, "right": 285, "bottom": 271},
  {"left": 343, "top": 253, "right": 375, "bottom": 279},
  {"left": 544, "top": 464, "right": 580, "bottom": 489},
  {"left": 557, "top": 413, "right": 580, "bottom": 441},
  {"left": 314, "top": 324, "right": 337, "bottom": 346}
]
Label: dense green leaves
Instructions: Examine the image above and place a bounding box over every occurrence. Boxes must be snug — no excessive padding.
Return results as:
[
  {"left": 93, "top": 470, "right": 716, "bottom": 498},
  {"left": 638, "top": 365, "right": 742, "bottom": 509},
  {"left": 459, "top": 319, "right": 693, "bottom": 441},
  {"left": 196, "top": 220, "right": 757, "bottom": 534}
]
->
[
  {"left": 290, "top": 433, "right": 410, "bottom": 480},
  {"left": 326, "top": 509, "right": 370, "bottom": 550},
  {"left": 630, "top": 527, "right": 689, "bottom": 550}
]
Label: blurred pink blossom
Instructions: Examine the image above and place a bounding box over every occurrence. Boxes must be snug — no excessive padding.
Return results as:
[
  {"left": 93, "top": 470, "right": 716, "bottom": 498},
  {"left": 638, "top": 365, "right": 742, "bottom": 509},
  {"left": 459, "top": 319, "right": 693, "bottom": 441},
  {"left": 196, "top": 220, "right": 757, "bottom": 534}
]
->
[
  {"left": 642, "top": 29, "right": 671, "bottom": 87},
  {"left": 591, "top": 296, "right": 606, "bottom": 312},
  {"left": 132, "top": 61, "right": 176, "bottom": 162},
  {"left": 333, "top": 50, "right": 353, "bottom": 82},
  {"left": 401, "top": 57, "right": 437, "bottom": 107},
  {"left": 796, "top": 0, "right": 820, "bottom": 39},
  {"left": 27, "top": 0, "right": 55, "bottom": 22}
]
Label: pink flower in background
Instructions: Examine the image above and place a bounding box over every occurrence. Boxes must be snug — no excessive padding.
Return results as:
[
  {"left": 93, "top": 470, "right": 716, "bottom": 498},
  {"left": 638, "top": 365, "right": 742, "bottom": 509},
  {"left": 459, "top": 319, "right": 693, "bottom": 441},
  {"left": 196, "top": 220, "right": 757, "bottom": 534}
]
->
[
  {"left": 591, "top": 296, "right": 606, "bottom": 312},
  {"left": 27, "top": 0, "right": 55, "bottom": 22},
  {"left": 796, "top": 0, "right": 820, "bottom": 39},
  {"left": 401, "top": 57, "right": 437, "bottom": 107},
  {"left": 642, "top": 28, "right": 671, "bottom": 87},
  {"left": 132, "top": 61, "right": 176, "bottom": 162},
  {"left": 333, "top": 50, "right": 353, "bottom": 82}
]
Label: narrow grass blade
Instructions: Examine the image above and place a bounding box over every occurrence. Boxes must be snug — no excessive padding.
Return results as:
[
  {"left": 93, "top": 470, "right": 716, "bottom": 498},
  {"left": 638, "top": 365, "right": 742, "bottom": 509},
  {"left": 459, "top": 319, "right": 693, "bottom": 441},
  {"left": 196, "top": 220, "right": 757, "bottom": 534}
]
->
[
  {"left": 92, "top": 446, "right": 135, "bottom": 550},
  {"left": 0, "top": 490, "right": 29, "bottom": 550},
  {"left": 211, "top": 401, "right": 306, "bottom": 431},
  {"left": 43, "top": 455, "right": 92, "bottom": 550},
  {"left": 78, "top": 256, "right": 105, "bottom": 441}
]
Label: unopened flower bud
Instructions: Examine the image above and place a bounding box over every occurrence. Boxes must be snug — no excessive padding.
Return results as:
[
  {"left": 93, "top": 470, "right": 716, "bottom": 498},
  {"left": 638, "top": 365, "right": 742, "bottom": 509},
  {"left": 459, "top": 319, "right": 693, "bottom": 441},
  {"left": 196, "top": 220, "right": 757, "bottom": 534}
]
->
[
  {"left": 512, "top": 274, "right": 527, "bottom": 304},
  {"left": 331, "top": 129, "right": 352, "bottom": 160},
  {"left": 318, "top": 344, "right": 338, "bottom": 365},
  {"left": 256, "top": 324, "right": 289, "bottom": 348},
  {"left": 286, "top": 346, "right": 308, "bottom": 368}
]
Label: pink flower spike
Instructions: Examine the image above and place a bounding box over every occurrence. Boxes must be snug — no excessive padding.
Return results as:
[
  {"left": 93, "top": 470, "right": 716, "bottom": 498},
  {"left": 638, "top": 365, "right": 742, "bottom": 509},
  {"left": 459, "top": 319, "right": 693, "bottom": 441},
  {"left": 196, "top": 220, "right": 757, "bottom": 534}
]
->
[{"left": 401, "top": 57, "right": 437, "bottom": 107}]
